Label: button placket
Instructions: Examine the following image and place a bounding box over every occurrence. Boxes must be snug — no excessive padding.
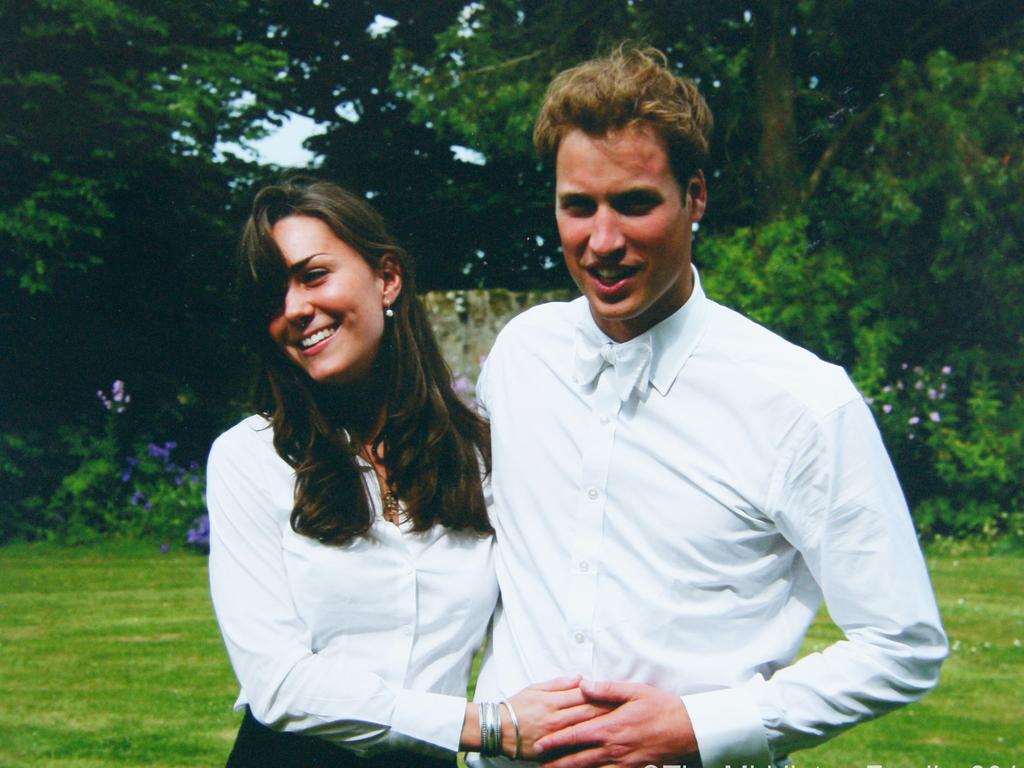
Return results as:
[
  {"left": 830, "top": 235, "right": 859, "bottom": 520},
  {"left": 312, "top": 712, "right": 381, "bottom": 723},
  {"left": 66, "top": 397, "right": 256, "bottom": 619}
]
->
[{"left": 566, "top": 375, "right": 620, "bottom": 668}]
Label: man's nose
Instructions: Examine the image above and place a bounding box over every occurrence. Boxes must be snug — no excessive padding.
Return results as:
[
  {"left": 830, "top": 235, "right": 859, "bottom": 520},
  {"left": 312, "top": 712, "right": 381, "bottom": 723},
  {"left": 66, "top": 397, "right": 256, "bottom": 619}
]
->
[{"left": 588, "top": 207, "right": 625, "bottom": 256}]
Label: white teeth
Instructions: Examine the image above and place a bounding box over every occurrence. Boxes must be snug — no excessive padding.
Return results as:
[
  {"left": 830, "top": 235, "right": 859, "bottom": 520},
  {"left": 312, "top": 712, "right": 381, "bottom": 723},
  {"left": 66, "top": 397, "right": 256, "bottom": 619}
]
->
[{"left": 301, "top": 326, "right": 337, "bottom": 348}]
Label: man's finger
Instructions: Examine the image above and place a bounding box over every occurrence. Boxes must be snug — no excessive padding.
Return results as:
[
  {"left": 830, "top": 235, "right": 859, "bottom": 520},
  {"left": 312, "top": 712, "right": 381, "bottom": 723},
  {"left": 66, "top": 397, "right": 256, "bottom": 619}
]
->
[
  {"left": 536, "top": 715, "right": 606, "bottom": 753},
  {"left": 551, "top": 701, "right": 615, "bottom": 731},
  {"left": 579, "top": 678, "right": 640, "bottom": 703},
  {"left": 532, "top": 674, "right": 583, "bottom": 692},
  {"left": 538, "top": 744, "right": 607, "bottom": 768}
]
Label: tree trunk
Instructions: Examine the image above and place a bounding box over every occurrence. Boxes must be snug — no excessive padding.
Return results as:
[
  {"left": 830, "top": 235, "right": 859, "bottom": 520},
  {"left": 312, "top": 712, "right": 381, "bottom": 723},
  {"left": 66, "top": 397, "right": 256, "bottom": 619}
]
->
[{"left": 752, "top": 0, "right": 802, "bottom": 219}]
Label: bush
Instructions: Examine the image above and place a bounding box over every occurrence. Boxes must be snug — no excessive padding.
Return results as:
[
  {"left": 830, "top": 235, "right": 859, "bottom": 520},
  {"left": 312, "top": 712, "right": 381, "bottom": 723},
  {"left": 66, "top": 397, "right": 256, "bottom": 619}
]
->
[
  {"left": 865, "top": 362, "right": 1024, "bottom": 539},
  {"left": 5, "top": 381, "right": 207, "bottom": 546}
]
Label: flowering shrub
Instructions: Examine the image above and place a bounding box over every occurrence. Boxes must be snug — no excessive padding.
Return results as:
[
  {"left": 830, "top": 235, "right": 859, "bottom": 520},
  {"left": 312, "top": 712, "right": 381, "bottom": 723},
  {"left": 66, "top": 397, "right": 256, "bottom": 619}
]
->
[
  {"left": 40, "top": 381, "right": 207, "bottom": 546},
  {"left": 867, "top": 363, "right": 1023, "bottom": 540}
]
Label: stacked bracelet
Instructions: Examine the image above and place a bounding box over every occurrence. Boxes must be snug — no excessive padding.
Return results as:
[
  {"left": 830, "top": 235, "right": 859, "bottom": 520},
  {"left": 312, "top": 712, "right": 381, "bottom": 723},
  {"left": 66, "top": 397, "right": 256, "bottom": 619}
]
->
[
  {"left": 478, "top": 701, "right": 503, "bottom": 756},
  {"left": 502, "top": 700, "right": 522, "bottom": 760}
]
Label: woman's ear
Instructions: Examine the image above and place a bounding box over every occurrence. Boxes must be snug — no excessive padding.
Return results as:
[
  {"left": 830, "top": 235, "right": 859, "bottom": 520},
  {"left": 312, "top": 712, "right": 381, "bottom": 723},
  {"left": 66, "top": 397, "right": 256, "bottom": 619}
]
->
[{"left": 378, "top": 254, "right": 403, "bottom": 307}]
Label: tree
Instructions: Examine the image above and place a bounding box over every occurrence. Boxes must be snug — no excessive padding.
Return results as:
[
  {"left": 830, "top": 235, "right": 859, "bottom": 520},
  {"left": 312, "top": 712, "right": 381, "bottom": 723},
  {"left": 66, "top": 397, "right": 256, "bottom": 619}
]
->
[
  {"left": 387, "top": 0, "right": 1024, "bottom": 530},
  {"left": 0, "top": 1, "right": 287, "bottom": 435}
]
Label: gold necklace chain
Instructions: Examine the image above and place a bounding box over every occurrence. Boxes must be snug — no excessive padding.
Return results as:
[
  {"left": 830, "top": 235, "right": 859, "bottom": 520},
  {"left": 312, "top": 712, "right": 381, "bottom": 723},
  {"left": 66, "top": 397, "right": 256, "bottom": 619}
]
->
[{"left": 380, "top": 485, "right": 402, "bottom": 526}]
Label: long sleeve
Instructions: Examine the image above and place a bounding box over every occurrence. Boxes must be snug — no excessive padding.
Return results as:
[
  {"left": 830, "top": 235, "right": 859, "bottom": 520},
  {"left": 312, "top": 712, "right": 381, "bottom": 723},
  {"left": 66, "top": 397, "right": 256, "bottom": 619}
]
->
[
  {"left": 683, "top": 398, "right": 948, "bottom": 766},
  {"left": 206, "top": 419, "right": 494, "bottom": 755}
]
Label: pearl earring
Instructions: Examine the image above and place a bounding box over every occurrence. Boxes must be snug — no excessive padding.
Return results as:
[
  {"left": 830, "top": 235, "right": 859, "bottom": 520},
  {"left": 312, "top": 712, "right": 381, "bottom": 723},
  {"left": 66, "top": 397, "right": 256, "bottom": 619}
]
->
[{"left": 384, "top": 302, "right": 394, "bottom": 318}]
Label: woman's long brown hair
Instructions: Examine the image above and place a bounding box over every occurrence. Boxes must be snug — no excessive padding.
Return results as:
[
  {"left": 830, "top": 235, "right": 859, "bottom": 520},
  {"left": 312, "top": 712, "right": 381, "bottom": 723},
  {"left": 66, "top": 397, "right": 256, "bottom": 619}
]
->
[{"left": 237, "top": 178, "right": 491, "bottom": 544}]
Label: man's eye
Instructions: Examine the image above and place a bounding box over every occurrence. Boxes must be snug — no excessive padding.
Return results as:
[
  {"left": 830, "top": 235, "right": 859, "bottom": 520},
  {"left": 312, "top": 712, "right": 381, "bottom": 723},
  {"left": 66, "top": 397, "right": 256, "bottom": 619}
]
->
[
  {"left": 615, "top": 195, "right": 660, "bottom": 216},
  {"left": 560, "top": 197, "right": 596, "bottom": 216}
]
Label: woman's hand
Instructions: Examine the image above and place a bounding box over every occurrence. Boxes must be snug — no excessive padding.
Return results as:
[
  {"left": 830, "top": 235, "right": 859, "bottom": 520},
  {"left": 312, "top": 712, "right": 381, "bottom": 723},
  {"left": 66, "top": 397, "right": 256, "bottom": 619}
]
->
[{"left": 502, "top": 676, "right": 616, "bottom": 760}]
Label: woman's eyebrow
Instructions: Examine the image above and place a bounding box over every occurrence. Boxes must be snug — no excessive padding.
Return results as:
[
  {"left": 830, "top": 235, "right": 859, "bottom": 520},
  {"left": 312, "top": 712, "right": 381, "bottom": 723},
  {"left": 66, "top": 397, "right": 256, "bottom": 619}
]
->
[{"left": 285, "top": 253, "right": 325, "bottom": 276}]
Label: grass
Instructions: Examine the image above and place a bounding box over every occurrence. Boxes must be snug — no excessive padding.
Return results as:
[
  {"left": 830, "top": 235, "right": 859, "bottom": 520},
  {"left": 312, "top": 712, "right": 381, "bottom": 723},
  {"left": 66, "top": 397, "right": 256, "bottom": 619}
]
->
[{"left": 1, "top": 542, "right": 1021, "bottom": 767}]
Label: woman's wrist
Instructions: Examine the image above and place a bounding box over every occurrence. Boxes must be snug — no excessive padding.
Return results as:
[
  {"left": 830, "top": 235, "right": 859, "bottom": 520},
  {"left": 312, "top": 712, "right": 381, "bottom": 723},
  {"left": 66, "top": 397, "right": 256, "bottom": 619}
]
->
[
  {"left": 500, "top": 701, "right": 522, "bottom": 759},
  {"left": 460, "top": 703, "right": 481, "bottom": 751},
  {"left": 461, "top": 701, "right": 520, "bottom": 758}
]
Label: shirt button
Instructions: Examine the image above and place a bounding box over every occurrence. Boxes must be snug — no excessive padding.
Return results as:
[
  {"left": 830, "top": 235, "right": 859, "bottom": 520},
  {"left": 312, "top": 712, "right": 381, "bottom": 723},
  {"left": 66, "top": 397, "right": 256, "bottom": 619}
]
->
[
  {"left": 578, "top": 560, "right": 590, "bottom": 572},
  {"left": 574, "top": 632, "right": 586, "bottom": 644},
  {"left": 587, "top": 488, "right": 599, "bottom": 500},
  {"left": 599, "top": 414, "right": 610, "bottom": 425}
]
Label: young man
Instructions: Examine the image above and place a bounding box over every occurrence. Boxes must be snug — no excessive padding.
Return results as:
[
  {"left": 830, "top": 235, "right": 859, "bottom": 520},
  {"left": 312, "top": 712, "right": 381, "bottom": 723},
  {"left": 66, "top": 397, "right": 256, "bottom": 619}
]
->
[{"left": 472, "top": 48, "right": 947, "bottom": 768}]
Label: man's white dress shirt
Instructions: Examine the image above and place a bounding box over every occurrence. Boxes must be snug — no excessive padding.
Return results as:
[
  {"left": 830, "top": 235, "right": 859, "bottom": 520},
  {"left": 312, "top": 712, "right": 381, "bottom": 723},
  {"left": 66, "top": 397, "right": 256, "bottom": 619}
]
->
[
  {"left": 207, "top": 415, "right": 497, "bottom": 756},
  {"left": 472, "top": 269, "right": 947, "bottom": 767}
]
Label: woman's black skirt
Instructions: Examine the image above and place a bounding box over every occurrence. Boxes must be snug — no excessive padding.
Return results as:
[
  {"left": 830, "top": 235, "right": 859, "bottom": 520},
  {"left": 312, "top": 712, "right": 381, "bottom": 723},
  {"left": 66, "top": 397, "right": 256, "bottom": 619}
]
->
[{"left": 225, "top": 707, "right": 457, "bottom": 768}]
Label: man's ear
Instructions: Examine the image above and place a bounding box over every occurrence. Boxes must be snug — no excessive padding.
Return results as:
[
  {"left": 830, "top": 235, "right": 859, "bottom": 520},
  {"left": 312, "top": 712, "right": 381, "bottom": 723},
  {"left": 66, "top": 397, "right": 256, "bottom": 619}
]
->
[
  {"left": 686, "top": 170, "right": 707, "bottom": 222},
  {"left": 378, "top": 254, "right": 403, "bottom": 306}
]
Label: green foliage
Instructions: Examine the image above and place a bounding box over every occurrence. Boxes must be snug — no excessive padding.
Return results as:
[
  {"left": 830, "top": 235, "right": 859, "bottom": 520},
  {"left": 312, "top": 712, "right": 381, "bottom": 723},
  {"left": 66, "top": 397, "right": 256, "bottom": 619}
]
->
[
  {"left": 3, "top": 382, "right": 206, "bottom": 545},
  {"left": 0, "top": 433, "right": 45, "bottom": 541},
  {"left": 700, "top": 215, "right": 854, "bottom": 363},
  {"left": 0, "top": 0, "right": 287, "bottom": 292},
  {"left": 864, "top": 363, "right": 1024, "bottom": 539}
]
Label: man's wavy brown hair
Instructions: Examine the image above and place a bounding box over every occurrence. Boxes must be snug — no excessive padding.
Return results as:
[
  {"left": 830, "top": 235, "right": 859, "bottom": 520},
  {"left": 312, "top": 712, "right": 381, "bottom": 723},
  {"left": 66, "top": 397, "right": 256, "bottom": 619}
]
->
[
  {"left": 237, "top": 178, "right": 491, "bottom": 545},
  {"left": 533, "top": 45, "right": 713, "bottom": 186}
]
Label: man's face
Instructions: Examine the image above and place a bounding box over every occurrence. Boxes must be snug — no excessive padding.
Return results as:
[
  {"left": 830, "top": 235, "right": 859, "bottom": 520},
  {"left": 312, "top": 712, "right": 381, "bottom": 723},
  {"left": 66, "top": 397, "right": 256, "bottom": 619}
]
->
[{"left": 555, "top": 126, "right": 705, "bottom": 342}]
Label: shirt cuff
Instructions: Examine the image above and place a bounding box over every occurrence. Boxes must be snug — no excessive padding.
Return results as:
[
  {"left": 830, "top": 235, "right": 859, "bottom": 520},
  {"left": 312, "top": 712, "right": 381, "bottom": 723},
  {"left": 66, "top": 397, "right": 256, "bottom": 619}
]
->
[
  {"left": 682, "top": 687, "right": 770, "bottom": 768},
  {"left": 391, "top": 688, "right": 467, "bottom": 752}
]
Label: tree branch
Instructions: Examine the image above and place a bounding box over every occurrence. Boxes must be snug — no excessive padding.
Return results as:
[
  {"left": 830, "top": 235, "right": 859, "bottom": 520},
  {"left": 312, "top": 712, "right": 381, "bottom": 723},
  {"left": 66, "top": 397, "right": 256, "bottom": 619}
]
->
[{"left": 804, "top": 100, "right": 880, "bottom": 201}]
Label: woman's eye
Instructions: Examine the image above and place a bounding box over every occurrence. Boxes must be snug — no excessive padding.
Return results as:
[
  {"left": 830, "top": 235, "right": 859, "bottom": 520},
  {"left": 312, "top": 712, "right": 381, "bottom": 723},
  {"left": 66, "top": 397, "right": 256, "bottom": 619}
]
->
[{"left": 302, "top": 268, "right": 329, "bottom": 284}]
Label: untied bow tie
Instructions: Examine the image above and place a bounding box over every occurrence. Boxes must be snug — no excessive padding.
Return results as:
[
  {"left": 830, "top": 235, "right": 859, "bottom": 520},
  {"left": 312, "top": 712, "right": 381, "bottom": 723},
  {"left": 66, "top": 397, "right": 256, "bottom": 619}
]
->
[{"left": 573, "top": 323, "right": 653, "bottom": 401}]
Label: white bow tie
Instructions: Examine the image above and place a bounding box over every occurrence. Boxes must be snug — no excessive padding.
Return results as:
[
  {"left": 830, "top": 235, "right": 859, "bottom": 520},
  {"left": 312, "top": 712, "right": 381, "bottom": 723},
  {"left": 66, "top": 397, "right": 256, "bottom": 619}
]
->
[{"left": 573, "top": 322, "right": 653, "bottom": 401}]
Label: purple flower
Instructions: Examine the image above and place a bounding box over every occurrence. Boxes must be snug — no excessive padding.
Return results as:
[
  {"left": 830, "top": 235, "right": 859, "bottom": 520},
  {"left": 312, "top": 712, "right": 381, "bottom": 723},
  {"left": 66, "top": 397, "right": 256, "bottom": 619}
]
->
[
  {"left": 927, "top": 388, "right": 938, "bottom": 400},
  {"left": 130, "top": 491, "right": 146, "bottom": 506},
  {"left": 941, "top": 365, "right": 952, "bottom": 375},
  {"left": 160, "top": 543, "right": 170, "bottom": 554},
  {"left": 929, "top": 411, "right": 941, "bottom": 423},
  {"left": 453, "top": 375, "right": 473, "bottom": 394},
  {"left": 908, "top": 416, "right": 920, "bottom": 425},
  {"left": 97, "top": 380, "right": 129, "bottom": 413},
  {"left": 187, "top": 514, "right": 211, "bottom": 552},
  {"left": 882, "top": 404, "right": 893, "bottom": 414},
  {"left": 914, "top": 380, "right": 924, "bottom": 390},
  {"left": 147, "top": 441, "right": 176, "bottom": 461}
]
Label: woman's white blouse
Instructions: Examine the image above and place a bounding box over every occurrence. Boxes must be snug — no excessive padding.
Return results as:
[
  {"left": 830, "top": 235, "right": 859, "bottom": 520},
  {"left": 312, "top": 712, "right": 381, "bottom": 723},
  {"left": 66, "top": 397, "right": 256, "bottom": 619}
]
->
[{"left": 206, "top": 415, "right": 497, "bottom": 755}]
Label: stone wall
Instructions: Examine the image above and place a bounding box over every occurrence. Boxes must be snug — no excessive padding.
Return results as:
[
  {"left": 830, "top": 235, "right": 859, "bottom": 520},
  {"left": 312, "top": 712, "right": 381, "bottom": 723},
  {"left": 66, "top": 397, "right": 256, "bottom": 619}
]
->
[{"left": 421, "top": 287, "right": 576, "bottom": 395}]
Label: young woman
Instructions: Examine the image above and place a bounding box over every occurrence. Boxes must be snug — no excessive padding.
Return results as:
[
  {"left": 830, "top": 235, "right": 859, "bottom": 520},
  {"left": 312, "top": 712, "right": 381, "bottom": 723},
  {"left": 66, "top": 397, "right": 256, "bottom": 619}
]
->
[{"left": 207, "top": 179, "right": 600, "bottom": 767}]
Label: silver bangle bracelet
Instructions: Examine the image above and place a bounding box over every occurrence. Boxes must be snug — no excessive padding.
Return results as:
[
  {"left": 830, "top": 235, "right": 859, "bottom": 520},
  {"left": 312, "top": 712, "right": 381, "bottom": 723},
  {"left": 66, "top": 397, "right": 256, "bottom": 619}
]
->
[
  {"left": 479, "top": 701, "right": 502, "bottom": 756},
  {"left": 502, "top": 700, "right": 522, "bottom": 759}
]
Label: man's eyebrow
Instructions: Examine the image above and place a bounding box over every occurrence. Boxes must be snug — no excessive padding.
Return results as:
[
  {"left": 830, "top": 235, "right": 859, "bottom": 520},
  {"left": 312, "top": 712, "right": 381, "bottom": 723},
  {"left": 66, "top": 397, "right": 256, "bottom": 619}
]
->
[
  {"left": 557, "top": 191, "right": 594, "bottom": 205},
  {"left": 610, "top": 188, "right": 662, "bottom": 201}
]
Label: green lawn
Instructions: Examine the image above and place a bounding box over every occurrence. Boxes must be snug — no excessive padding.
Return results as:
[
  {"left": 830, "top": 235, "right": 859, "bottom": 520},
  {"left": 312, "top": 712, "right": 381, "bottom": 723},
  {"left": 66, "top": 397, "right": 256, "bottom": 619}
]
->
[{"left": 1, "top": 542, "right": 1021, "bottom": 767}]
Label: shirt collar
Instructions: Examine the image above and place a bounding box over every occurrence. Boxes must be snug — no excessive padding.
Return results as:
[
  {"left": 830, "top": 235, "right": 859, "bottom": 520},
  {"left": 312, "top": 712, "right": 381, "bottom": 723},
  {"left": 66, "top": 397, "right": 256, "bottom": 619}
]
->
[{"left": 574, "top": 265, "right": 709, "bottom": 397}]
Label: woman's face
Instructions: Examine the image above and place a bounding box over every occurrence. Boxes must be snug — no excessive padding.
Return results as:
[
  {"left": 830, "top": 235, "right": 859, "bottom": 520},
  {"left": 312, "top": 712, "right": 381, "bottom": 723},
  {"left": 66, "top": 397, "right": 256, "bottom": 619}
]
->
[{"left": 267, "top": 215, "right": 401, "bottom": 387}]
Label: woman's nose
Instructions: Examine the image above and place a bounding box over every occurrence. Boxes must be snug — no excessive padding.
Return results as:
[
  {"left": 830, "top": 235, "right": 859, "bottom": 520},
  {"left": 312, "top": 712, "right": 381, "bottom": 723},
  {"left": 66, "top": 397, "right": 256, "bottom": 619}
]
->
[{"left": 282, "top": 288, "right": 313, "bottom": 325}]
